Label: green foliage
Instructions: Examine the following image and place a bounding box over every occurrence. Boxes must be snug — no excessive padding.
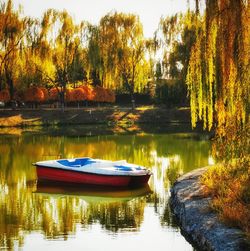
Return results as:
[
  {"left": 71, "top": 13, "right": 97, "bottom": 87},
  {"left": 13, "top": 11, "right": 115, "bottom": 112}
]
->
[
  {"left": 159, "top": 11, "right": 198, "bottom": 106},
  {"left": 155, "top": 79, "right": 188, "bottom": 106},
  {"left": 155, "top": 61, "right": 162, "bottom": 80},
  {"left": 87, "top": 24, "right": 103, "bottom": 85}
]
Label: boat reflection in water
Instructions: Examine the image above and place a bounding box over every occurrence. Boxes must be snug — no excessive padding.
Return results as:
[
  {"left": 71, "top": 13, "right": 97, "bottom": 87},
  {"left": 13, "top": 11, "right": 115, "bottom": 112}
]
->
[
  {"left": 35, "top": 180, "right": 152, "bottom": 203},
  {"left": 32, "top": 180, "right": 152, "bottom": 237}
]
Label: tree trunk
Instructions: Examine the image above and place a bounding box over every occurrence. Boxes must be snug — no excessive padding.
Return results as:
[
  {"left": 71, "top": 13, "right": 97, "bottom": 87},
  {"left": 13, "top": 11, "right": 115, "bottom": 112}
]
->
[
  {"left": 131, "top": 94, "right": 135, "bottom": 110},
  {"left": 0, "top": 76, "right": 2, "bottom": 91},
  {"left": 130, "top": 82, "right": 135, "bottom": 110},
  {"left": 59, "top": 87, "right": 65, "bottom": 112},
  {"left": 195, "top": 0, "right": 199, "bottom": 15},
  {"left": 6, "top": 71, "right": 14, "bottom": 100}
]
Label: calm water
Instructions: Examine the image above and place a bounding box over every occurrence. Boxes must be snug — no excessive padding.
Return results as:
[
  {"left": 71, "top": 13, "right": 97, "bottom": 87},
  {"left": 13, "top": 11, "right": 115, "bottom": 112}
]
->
[{"left": 0, "top": 127, "right": 212, "bottom": 251}]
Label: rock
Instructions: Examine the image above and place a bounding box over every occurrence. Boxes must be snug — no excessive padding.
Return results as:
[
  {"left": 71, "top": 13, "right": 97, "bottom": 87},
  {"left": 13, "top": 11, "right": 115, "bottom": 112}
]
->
[{"left": 170, "top": 167, "right": 250, "bottom": 251}]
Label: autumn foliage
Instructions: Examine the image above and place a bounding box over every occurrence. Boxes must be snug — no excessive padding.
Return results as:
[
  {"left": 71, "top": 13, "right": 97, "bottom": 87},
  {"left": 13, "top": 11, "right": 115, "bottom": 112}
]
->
[
  {"left": 186, "top": 0, "right": 250, "bottom": 237},
  {"left": 202, "top": 158, "right": 250, "bottom": 235},
  {"left": 40, "top": 87, "right": 49, "bottom": 101},
  {"left": 65, "top": 85, "right": 115, "bottom": 103},
  {"left": 81, "top": 85, "right": 94, "bottom": 101},
  {"left": 65, "top": 88, "right": 74, "bottom": 102},
  {"left": 72, "top": 88, "right": 87, "bottom": 102},
  {"left": 0, "top": 89, "right": 10, "bottom": 102},
  {"left": 92, "top": 86, "right": 115, "bottom": 103},
  {"left": 24, "top": 86, "right": 44, "bottom": 103},
  {"left": 48, "top": 88, "right": 59, "bottom": 101},
  {"left": 13, "top": 85, "right": 115, "bottom": 104},
  {"left": 13, "top": 90, "right": 25, "bottom": 102}
]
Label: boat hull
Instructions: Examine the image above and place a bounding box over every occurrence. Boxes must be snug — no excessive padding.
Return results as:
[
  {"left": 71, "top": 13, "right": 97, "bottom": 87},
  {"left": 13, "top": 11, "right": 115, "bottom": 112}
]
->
[{"left": 36, "top": 165, "right": 151, "bottom": 187}]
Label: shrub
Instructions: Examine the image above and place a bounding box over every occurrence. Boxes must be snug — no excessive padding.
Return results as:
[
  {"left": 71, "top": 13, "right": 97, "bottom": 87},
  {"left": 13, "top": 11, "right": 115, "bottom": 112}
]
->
[
  {"left": 48, "top": 88, "right": 59, "bottom": 101},
  {"left": 24, "top": 86, "right": 44, "bottom": 103},
  {"left": 65, "top": 88, "right": 74, "bottom": 102},
  {"left": 72, "top": 87, "right": 87, "bottom": 102},
  {"left": 202, "top": 159, "right": 250, "bottom": 236},
  {"left": 40, "top": 87, "right": 49, "bottom": 102},
  {"left": 0, "top": 89, "right": 10, "bottom": 102}
]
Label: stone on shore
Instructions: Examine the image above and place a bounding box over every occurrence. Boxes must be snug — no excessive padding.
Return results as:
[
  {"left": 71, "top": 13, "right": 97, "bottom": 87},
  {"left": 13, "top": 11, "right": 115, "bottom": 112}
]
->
[{"left": 170, "top": 167, "right": 250, "bottom": 251}]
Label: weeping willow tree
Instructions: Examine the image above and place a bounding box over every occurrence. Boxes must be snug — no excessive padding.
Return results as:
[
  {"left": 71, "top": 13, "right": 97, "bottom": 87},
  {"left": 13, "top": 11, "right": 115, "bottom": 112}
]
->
[
  {"left": 187, "top": 0, "right": 249, "bottom": 134},
  {"left": 159, "top": 11, "right": 200, "bottom": 106},
  {"left": 99, "top": 12, "right": 149, "bottom": 92},
  {"left": 0, "top": 0, "right": 27, "bottom": 97},
  {"left": 186, "top": 1, "right": 250, "bottom": 234}
]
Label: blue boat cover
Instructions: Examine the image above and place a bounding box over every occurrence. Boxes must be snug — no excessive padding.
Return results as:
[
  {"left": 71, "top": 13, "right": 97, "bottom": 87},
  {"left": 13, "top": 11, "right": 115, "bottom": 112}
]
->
[
  {"left": 57, "top": 158, "right": 96, "bottom": 167},
  {"left": 114, "top": 165, "right": 133, "bottom": 171}
]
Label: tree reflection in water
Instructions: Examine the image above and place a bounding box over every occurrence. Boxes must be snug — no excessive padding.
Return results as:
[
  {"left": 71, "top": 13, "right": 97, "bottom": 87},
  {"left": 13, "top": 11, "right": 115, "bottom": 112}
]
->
[{"left": 0, "top": 131, "right": 211, "bottom": 249}]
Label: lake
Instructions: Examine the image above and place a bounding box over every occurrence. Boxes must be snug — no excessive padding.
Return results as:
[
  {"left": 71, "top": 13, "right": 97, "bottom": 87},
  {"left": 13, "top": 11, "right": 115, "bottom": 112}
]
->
[{"left": 0, "top": 127, "right": 212, "bottom": 251}]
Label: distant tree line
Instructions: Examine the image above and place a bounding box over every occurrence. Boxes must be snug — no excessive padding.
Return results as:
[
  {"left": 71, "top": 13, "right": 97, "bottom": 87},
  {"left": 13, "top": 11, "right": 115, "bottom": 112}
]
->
[{"left": 0, "top": 0, "right": 202, "bottom": 108}]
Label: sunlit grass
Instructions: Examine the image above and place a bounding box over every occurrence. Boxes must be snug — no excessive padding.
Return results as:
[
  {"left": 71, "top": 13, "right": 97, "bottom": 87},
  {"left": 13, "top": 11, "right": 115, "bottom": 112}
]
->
[
  {"left": 136, "top": 105, "right": 156, "bottom": 111},
  {"left": 201, "top": 159, "right": 250, "bottom": 237},
  {"left": 0, "top": 114, "right": 42, "bottom": 127}
]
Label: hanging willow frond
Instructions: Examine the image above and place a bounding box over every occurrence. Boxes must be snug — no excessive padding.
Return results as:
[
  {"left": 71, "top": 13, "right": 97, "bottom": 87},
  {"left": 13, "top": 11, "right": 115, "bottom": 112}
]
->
[{"left": 186, "top": 0, "right": 249, "bottom": 133}]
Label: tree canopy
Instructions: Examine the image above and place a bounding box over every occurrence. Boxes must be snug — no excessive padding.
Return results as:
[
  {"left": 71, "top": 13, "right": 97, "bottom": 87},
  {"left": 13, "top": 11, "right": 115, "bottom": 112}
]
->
[
  {"left": 0, "top": 0, "right": 249, "bottom": 119},
  {"left": 186, "top": 0, "right": 249, "bottom": 133},
  {"left": 0, "top": 2, "right": 153, "bottom": 107}
]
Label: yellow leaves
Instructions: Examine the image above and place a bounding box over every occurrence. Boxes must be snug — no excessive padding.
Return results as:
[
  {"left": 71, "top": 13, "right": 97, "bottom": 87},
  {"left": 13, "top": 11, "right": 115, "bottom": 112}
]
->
[
  {"left": 202, "top": 160, "right": 250, "bottom": 234},
  {"left": 186, "top": 1, "right": 249, "bottom": 134},
  {"left": 98, "top": 12, "right": 148, "bottom": 92},
  {"left": 215, "top": 99, "right": 226, "bottom": 130},
  {"left": 187, "top": 35, "right": 206, "bottom": 129}
]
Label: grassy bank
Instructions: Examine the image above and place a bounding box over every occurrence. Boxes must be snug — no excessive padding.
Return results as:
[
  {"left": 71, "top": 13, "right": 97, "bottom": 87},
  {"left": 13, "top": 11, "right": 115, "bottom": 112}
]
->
[
  {"left": 201, "top": 122, "right": 250, "bottom": 237},
  {"left": 0, "top": 106, "right": 191, "bottom": 128},
  {"left": 202, "top": 160, "right": 250, "bottom": 237}
]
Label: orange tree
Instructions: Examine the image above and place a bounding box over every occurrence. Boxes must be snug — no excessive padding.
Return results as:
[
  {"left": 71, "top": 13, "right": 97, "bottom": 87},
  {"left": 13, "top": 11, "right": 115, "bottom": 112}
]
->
[
  {"left": 105, "top": 89, "right": 115, "bottom": 103},
  {"left": 65, "top": 88, "right": 74, "bottom": 103},
  {"left": 83, "top": 85, "right": 94, "bottom": 102},
  {"left": 40, "top": 88, "right": 49, "bottom": 102},
  {"left": 91, "top": 86, "right": 116, "bottom": 104},
  {"left": 48, "top": 88, "right": 59, "bottom": 102},
  {"left": 24, "top": 86, "right": 44, "bottom": 107},
  {"left": 72, "top": 87, "right": 87, "bottom": 107},
  {"left": 93, "top": 86, "right": 105, "bottom": 103},
  {"left": 0, "top": 89, "right": 10, "bottom": 102}
]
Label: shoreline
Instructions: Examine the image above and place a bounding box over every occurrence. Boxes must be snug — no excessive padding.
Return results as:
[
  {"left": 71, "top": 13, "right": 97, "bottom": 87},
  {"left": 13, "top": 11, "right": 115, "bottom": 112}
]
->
[
  {"left": 0, "top": 106, "right": 191, "bottom": 127},
  {"left": 170, "top": 167, "right": 250, "bottom": 251},
  {"left": 0, "top": 106, "right": 213, "bottom": 137}
]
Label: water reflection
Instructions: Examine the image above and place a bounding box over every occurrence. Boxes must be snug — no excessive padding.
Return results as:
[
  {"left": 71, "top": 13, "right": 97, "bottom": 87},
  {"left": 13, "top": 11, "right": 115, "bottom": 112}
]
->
[
  {"left": 35, "top": 181, "right": 152, "bottom": 202},
  {"left": 34, "top": 182, "right": 152, "bottom": 234},
  {"left": 0, "top": 130, "right": 210, "bottom": 250}
]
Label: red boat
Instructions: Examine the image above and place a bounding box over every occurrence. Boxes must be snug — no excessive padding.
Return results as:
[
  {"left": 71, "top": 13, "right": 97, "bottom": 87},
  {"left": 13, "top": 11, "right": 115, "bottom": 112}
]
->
[{"left": 33, "top": 157, "right": 152, "bottom": 187}]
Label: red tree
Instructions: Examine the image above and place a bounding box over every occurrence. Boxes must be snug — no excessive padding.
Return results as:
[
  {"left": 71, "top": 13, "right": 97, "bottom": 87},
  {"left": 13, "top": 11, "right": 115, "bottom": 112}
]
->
[
  {"left": 49, "top": 88, "right": 59, "bottom": 102},
  {"left": 0, "top": 89, "right": 10, "bottom": 102},
  {"left": 24, "top": 87, "right": 44, "bottom": 103}
]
